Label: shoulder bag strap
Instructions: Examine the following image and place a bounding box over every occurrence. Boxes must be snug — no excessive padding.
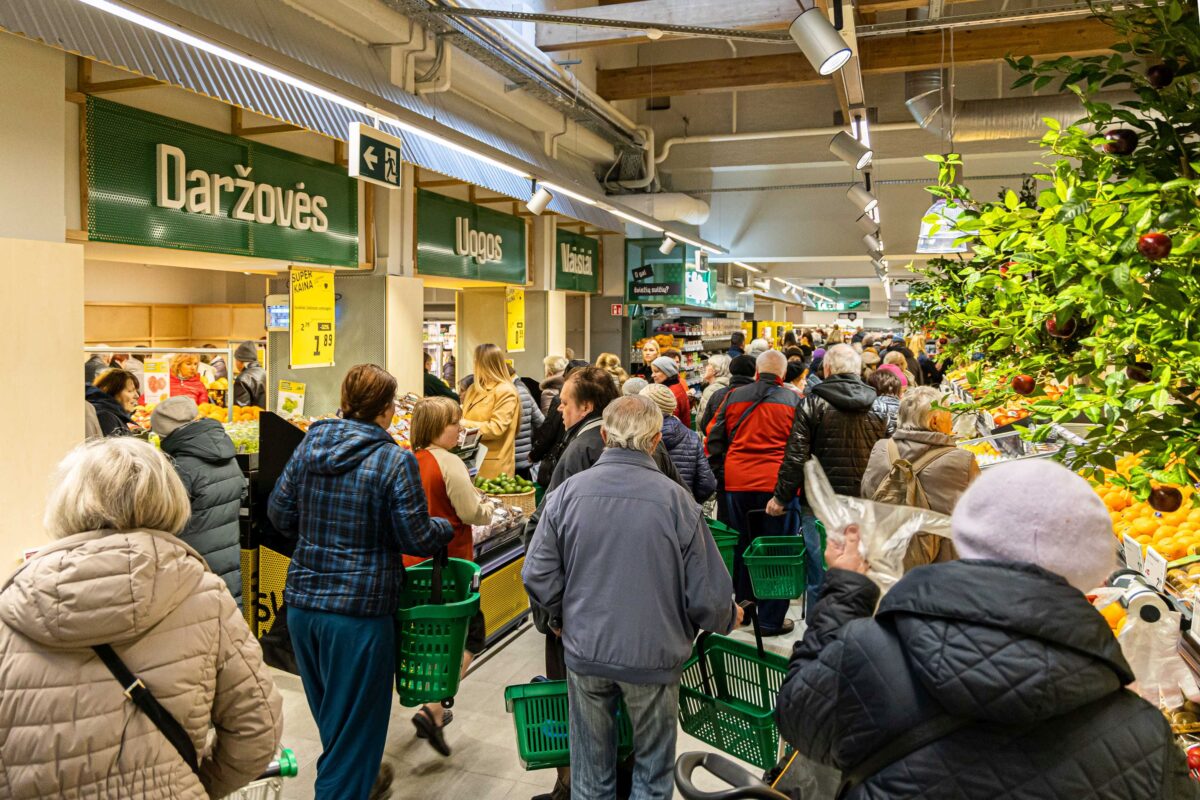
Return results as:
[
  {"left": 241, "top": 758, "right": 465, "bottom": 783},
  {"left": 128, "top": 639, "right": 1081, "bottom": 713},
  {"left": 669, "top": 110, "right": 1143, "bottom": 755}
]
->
[
  {"left": 835, "top": 713, "right": 971, "bottom": 798},
  {"left": 726, "top": 390, "right": 772, "bottom": 445},
  {"left": 908, "top": 445, "right": 957, "bottom": 475},
  {"left": 92, "top": 644, "right": 200, "bottom": 775},
  {"left": 885, "top": 438, "right": 901, "bottom": 465}
]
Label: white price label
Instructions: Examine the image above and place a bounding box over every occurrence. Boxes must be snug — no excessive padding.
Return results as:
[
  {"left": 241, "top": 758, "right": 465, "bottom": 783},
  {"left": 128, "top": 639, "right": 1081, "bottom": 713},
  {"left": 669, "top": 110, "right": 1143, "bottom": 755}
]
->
[
  {"left": 1143, "top": 546, "right": 1168, "bottom": 591},
  {"left": 1123, "top": 534, "right": 1145, "bottom": 572}
]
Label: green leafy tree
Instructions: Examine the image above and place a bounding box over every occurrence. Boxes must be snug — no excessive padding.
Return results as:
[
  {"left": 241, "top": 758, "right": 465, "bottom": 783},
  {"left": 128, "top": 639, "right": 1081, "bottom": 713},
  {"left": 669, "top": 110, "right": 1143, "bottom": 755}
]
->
[{"left": 916, "top": 0, "right": 1200, "bottom": 496}]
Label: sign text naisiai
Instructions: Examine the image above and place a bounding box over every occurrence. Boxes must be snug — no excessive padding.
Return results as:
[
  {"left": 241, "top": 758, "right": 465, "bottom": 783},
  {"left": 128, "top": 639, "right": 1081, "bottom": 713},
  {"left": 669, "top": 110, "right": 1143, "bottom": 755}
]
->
[
  {"left": 156, "top": 143, "right": 330, "bottom": 231},
  {"left": 560, "top": 242, "right": 594, "bottom": 276}
]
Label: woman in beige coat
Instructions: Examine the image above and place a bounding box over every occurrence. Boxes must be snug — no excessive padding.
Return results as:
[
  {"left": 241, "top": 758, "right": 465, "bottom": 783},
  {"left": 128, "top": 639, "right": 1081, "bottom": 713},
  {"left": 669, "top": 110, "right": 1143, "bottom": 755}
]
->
[
  {"left": 460, "top": 342, "right": 520, "bottom": 480},
  {"left": 0, "top": 437, "right": 283, "bottom": 799},
  {"left": 861, "top": 386, "right": 981, "bottom": 569}
]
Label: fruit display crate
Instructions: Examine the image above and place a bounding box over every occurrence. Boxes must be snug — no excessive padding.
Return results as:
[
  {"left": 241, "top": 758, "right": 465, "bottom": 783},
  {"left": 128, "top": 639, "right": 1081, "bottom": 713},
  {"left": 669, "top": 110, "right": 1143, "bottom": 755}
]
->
[{"left": 958, "top": 429, "right": 1064, "bottom": 469}]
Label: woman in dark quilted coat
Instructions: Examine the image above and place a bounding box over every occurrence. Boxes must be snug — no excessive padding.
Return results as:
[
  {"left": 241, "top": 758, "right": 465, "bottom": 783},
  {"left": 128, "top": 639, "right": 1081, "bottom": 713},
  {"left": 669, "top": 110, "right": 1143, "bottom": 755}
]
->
[
  {"left": 153, "top": 396, "right": 246, "bottom": 607},
  {"left": 641, "top": 383, "right": 715, "bottom": 503},
  {"left": 776, "top": 459, "right": 1197, "bottom": 799}
]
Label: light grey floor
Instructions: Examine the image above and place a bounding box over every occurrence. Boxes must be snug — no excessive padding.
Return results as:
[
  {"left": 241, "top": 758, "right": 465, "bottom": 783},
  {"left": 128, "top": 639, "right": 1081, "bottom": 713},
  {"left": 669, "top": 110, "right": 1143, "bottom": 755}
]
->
[{"left": 273, "top": 604, "right": 807, "bottom": 800}]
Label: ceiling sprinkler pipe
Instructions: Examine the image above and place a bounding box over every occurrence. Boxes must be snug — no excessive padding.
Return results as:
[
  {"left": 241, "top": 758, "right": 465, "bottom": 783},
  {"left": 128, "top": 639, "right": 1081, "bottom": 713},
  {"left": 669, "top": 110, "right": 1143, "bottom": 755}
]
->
[{"left": 655, "top": 122, "right": 919, "bottom": 164}]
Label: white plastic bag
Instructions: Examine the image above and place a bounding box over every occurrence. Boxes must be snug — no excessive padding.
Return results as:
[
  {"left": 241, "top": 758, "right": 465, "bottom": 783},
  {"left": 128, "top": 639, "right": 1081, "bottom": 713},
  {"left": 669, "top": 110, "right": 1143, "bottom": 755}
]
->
[
  {"left": 804, "top": 457, "right": 954, "bottom": 594},
  {"left": 1118, "top": 607, "right": 1200, "bottom": 707}
]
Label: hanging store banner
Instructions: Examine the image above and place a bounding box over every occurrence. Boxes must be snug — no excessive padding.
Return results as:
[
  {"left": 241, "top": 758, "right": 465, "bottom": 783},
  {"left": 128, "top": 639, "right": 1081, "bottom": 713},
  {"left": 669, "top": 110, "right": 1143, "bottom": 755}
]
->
[
  {"left": 555, "top": 229, "right": 600, "bottom": 293},
  {"left": 289, "top": 268, "right": 336, "bottom": 369},
  {"left": 506, "top": 287, "right": 526, "bottom": 353},
  {"left": 86, "top": 97, "right": 358, "bottom": 267},
  {"left": 416, "top": 189, "right": 527, "bottom": 284}
]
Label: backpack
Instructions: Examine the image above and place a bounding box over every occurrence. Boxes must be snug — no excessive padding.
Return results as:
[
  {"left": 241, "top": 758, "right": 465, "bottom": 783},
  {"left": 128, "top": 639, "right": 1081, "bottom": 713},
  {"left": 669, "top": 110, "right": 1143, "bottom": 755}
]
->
[{"left": 870, "top": 439, "right": 953, "bottom": 509}]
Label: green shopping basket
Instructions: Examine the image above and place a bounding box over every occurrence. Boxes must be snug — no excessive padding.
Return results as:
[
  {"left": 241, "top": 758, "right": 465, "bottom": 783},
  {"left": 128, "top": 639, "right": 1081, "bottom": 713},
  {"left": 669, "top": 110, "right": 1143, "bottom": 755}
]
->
[
  {"left": 678, "top": 605, "right": 790, "bottom": 770},
  {"left": 707, "top": 519, "right": 739, "bottom": 577},
  {"left": 504, "top": 680, "right": 635, "bottom": 770},
  {"left": 394, "top": 555, "right": 480, "bottom": 707},
  {"left": 743, "top": 537, "right": 807, "bottom": 600}
]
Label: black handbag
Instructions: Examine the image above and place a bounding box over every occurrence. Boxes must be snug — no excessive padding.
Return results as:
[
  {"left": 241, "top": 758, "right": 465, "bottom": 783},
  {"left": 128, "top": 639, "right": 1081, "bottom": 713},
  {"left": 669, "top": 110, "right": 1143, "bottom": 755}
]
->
[{"left": 93, "top": 644, "right": 200, "bottom": 775}]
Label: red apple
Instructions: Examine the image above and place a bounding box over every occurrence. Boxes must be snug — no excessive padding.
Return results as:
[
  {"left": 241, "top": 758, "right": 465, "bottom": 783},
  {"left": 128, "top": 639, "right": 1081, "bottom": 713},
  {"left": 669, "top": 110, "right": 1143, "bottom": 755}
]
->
[
  {"left": 1147, "top": 64, "right": 1175, "bottom": 89},
  {"left": 1150, "top": 486, "right": 1183, "bottom": 513},
  {"left": 1012, "top": 374, "right": 1036, "bottom": 395},
  {"left": 999, "top": 261, "right": 1017, "bottom": 276},
  {"left": 1137, "top": 232, "right": 1172, "bottom": 261},
  {"left": 1103, "top": 129, "right": 1139, "bottom": 156},
  {"left": 1045, "top": 316, "right": 1078, "bottom": 339}
]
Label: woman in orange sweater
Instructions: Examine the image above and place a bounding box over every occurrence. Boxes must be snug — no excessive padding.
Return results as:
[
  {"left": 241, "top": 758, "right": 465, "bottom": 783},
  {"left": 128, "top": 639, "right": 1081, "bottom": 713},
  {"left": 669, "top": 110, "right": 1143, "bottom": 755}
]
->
[{"left": 405, "top": 396, "right": 496, "bottom": 758}]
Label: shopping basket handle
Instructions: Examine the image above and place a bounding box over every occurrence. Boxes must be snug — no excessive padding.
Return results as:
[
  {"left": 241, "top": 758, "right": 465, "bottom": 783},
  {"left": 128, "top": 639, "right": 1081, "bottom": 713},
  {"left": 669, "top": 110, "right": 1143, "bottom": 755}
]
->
[
  {"left": 674, "top": 752, "right": 789, "bottom": 800},
  {"left": 430, "top": 546, "right": 448, "bottom": 605},
  {"left": 740, "top": 601, "right": 766, "bottom": 661}
]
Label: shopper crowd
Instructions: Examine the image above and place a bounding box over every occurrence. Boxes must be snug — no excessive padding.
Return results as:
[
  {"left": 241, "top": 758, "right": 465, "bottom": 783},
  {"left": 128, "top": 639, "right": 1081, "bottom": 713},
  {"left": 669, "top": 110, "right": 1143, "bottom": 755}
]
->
[{"left": 5, "top": 326, "right": 1187, "bottom": 800}]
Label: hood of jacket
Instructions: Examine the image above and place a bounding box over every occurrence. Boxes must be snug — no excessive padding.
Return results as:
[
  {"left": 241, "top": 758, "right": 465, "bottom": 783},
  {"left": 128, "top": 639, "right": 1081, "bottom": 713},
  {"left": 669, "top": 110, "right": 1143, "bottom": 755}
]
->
[
  {"left": 298, "top": 417, "right": 396, "bottom": 476},
  {"left": 811, "top": 373, "right": 876, "bottom": 411},
  {"left": 707, "top": 375, "right": 731, "bottom": 391},
  {"left": 0, "top": 529, "right": 209, "bottom": 648},
  {"left": 540, "top": 374, "right": 564, "bottom": 393},
  {"left": 891, "top": 428, "right": 953, "bottom": 448},
  {"left": 728, "top": 374, "right": 756, "bottom": 389},
  {"left": 85, "top": 385, "right": 130, "bottom": 422},
  {"left": 877, "top": 560, "right": 1134, "bottom": 724},
  {"left": 660, "top": 414, "right": 691, "bottom": 450},
  {"left": 161, "top": 417, "right": 236, "bottom": 463}
]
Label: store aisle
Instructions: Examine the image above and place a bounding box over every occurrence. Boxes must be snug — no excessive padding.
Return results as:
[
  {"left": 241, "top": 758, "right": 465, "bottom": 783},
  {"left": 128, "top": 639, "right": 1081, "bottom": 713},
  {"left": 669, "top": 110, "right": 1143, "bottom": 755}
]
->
[{"left": 273, "top": 604, "right": 807, "bottom": 799}]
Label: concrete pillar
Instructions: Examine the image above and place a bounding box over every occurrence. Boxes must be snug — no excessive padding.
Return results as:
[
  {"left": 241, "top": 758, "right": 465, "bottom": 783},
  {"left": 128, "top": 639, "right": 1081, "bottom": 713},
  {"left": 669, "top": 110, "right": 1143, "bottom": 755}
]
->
[
  {"left": 458, "top": 288, "right": 508, "bottom": 372},
  {"left": 546, "top": 290, "right": 567, "bottom": 359},
  {"left": 386, "top": 276, "right": 425, "bottom": 396},
  {"left": 0, "top": 36, "right": 81, "bottom": 564}
]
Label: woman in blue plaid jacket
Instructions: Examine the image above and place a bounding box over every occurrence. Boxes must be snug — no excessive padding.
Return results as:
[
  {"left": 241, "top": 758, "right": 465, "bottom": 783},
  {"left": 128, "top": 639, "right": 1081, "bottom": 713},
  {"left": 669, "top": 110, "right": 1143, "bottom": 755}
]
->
[{"left": 269, "top": 364, "right": 454, "bottom": 800}]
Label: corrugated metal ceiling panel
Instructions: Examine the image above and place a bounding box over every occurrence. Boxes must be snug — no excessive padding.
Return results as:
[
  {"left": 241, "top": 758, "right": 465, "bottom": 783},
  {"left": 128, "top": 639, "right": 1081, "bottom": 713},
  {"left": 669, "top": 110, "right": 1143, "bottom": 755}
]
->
[{"left": 0, "top": 0, "right": 623, "bottom": 231}]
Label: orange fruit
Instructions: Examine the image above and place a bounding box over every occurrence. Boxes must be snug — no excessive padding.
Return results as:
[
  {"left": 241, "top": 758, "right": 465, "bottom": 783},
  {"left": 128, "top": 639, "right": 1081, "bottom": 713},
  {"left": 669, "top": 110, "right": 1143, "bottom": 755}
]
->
[{"left": 1132, "top": 518, "right": 1159, "bottom": 536}]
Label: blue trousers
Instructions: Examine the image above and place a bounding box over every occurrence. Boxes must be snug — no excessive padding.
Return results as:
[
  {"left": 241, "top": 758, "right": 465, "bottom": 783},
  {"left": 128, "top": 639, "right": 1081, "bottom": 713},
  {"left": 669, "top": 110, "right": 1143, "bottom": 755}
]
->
[
  {"left": 289, "top": 607, "right": 395, "bottom": 800},
  {"left": 725, "top": 491, "right": 801, "bottom": 631},
  {"left": 568, "top": 670, "right": 679, "bottom": 800},
  {"left": 800, "top": 505, "right": 827, "bottom": 610}
]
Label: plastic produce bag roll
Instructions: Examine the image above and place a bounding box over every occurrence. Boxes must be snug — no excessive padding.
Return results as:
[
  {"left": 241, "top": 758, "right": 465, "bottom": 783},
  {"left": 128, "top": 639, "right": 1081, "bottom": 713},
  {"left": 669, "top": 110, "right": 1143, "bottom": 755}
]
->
[{"left": 804, "top": 457, "right": 953, "bottom": 595}]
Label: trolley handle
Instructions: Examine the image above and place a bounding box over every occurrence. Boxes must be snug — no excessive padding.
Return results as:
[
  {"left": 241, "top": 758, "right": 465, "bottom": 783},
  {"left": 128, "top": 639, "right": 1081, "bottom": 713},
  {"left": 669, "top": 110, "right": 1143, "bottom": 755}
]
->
[
  {"left": 255, "top": 748, "right": 298, "bottom": 780},
  {"left": 674, "top": 752, "right": 789, "bottom": 800}
]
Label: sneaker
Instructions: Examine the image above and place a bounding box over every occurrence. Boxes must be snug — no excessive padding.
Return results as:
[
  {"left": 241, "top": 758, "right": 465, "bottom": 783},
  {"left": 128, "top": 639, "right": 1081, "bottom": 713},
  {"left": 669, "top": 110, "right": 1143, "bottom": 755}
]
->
[{"left": 758, "top": 618, "right": 795, "bottom": 637}]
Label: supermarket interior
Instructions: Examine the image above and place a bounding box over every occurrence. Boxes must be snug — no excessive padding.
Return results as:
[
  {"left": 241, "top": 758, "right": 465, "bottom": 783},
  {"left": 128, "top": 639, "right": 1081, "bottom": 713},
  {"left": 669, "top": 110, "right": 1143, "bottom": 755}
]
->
[{"left": 1, "top": 0, "right": 1200, "bottom": 797}]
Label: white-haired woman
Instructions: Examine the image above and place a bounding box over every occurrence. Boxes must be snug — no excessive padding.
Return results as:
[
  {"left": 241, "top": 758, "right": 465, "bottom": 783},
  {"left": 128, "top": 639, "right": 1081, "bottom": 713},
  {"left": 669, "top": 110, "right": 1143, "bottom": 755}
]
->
[
  {"left": 540, "top": 354, "right": 569, "bottom": 416},
  {"left": 696, "top": 354, "right": 732, "bottom": 427},
  {"left": 861, "top": 385, "right": 980, "bottom": 567},
  {"left": 0, "top": 438, "right": 282, "bottom": 799}
]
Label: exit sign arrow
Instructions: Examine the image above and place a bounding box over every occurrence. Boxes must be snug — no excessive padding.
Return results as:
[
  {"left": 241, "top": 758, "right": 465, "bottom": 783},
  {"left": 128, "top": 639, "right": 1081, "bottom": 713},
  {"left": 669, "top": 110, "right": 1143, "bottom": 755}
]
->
[{"left": 348, "top": 122, "right": 403, "bottom": 190}]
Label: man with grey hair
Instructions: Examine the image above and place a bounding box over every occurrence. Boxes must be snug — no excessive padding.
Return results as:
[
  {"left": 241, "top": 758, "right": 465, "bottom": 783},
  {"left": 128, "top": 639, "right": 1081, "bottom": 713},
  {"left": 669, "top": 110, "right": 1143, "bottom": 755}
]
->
[
  {"left": 746, "top": 337, "right": 771, "bottom": 358},
  {"left": 706, "top": 349, "right": 803, "bottom": 636},
  {"left": 524, "top": 395, "right": 738, "bottom": 800},
  {"left": 770, "top": 343, "right": 888, "bottom": 606}
]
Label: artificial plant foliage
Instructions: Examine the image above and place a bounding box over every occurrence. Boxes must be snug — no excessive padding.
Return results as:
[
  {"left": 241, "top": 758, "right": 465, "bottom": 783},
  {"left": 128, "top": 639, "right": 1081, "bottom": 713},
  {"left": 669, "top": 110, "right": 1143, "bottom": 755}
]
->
[{"left": 911, "top": 0, "right": 1200, "bottom": 497}]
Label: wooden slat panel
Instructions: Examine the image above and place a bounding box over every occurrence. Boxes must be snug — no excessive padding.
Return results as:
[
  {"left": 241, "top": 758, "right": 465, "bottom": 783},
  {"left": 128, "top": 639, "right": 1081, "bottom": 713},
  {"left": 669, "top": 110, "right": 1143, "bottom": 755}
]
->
[
  {"left": 230, "top": 306, "right": 267, "bottom": 341},
  {"left": 190, "top": 305, "right": 233, "bottom": 340},
  {"left": 86, "top": 304, "right": 151, "bottom": 344},
  {"left": 153, "top": 306, "right": 191, "bottom": 340},
  {"left": 596, "top": 18, "right": 1117, "bottom": 99}
]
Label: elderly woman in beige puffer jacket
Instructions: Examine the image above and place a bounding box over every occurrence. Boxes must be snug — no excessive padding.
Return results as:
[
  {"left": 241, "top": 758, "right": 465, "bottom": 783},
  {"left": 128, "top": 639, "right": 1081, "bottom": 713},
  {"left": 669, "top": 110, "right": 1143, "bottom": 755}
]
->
[{"left": 0, "top": 437, "right": 283, "bottom": 799}]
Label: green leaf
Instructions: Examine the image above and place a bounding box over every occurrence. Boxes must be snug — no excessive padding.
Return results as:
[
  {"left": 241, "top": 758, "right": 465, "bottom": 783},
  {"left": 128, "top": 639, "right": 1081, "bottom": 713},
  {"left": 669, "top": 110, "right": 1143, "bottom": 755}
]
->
[
  {"left": 923, "top": 154, "right": 945, "bottom": 163},
  {"left": 1034, "top": 75, "right": 1054, "bottom": 92},
  {"left": 1004, "top": 190, "right": 1020, "bottom": 210},
  {"left": 1044, "top": 117, "right": 1062, "bottom": 132},
  {"left": 1046, "top": 224, "right": 1068, "bottom": 255},
  {"left": 1012, "top": 74, "right": 1037, "bottom": 89}
]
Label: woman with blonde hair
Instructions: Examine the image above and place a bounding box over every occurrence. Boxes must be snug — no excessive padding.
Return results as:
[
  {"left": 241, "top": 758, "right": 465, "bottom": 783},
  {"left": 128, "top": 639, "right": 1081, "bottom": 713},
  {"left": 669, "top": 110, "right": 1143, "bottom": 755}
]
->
[
  {"left": 169, "top": 352, "right": 210, "bottom": 405},
  {"left": 460, "top": 343, "right": 521, "bottom": 479},
  {"left": 633, "top": 338, "right": 660, "bottom": 380},
  {"left": 405, "top": 396, "right": 496, "bottom": 756},
  {"left": 594, "top": 352, "right": 629, "bottom": 390},
  {"left": 0, "top": 438, "right": 282, "bottom": 798}
]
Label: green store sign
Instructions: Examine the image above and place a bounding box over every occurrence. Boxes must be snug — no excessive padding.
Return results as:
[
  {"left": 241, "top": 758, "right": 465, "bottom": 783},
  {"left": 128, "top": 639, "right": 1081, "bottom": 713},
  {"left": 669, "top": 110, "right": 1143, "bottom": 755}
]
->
[
  {"left": 555, "top": 229, "right": 599, "bottom": 293},
  {"left": 416, "top": 189, "right": 527, "bottom": 284},
  {"left": 86, "top": 97, "right": 359, "bottom": 267}
]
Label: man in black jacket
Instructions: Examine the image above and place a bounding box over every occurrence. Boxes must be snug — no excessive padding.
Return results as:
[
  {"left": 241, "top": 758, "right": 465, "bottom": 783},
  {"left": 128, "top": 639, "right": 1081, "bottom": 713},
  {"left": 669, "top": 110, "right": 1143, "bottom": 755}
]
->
[
  {"left": 775, "top": 460, "right": 1197, "bottom": 799},
  {"left": 769, "top": 344, "right": 887, "bottom": 606}
]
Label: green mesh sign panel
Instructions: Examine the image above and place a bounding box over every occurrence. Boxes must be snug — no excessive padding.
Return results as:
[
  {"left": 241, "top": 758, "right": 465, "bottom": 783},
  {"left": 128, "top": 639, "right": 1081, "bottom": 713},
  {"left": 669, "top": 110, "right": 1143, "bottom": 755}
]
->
[
  {"left": 416, "top": 189, "right": 526, "bottom": 284},
  {"left": 555, "top": 229, "right": 599, "bottom": 293},
  {"left": 626, "top": 238, "right": 685, "bottom": 304},
  {"left": 87, "top": 97, "right": 358, "bottom": 267}
]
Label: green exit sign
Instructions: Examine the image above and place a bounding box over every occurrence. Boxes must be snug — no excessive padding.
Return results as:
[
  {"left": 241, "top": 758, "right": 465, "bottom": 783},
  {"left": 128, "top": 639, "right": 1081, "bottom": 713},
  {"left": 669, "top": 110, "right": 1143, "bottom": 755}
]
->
[{"left": 348, "top": 122, "right": 402, "bottom": 189}]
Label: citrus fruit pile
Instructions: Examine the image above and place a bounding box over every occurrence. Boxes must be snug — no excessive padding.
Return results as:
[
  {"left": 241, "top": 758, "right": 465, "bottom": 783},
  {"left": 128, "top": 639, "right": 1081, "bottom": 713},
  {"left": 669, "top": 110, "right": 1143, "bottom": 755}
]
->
[{"left": 1094, "top": 455, "right": 1199, "bottom": 561}]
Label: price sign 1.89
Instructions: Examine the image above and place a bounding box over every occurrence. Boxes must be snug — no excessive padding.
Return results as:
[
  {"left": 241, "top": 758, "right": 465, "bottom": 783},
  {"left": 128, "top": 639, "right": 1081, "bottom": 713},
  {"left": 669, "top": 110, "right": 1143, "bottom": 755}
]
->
[{"left": 290, "top": 267, "right": 336, "bottom": 369}]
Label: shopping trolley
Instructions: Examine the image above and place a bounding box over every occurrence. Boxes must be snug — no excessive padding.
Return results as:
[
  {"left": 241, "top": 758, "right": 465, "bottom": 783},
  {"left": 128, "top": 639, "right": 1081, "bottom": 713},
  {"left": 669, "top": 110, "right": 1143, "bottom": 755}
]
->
[
  {"left": 674, "top": 751, "right": 790, "bottom": 799},
  {"left": 219, "top": 748, "right": 298, "bottom": 800}
]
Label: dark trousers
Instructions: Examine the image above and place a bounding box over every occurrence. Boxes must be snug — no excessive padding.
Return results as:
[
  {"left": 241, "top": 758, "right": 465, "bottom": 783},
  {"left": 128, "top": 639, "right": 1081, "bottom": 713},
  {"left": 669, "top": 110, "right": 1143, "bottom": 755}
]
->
[
  {"left": 290, "top": 607, "right": 395, "bottom": 800},
  {"left": 725, "top": 491, "right": 802, "bottom": 631}
]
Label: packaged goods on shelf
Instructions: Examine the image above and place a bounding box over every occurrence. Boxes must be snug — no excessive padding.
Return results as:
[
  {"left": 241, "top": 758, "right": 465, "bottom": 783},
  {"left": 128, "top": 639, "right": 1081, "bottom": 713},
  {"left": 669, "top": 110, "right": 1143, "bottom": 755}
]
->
[{"left": 957, "top": 428, "right": 1067, "bottom": 468}]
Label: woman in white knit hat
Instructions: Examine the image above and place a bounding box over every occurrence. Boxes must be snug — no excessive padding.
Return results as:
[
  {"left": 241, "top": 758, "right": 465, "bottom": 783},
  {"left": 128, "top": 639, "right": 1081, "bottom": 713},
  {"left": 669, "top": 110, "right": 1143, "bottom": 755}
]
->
[
  {"left": 774, "top": 459, "right": 1191, "bottom": 799},
  {"left": 649, "top": 355, "right": 691, "bottom": 429},
  {"left": 640, "top": 384, "right": 715, "bottom": 504}
]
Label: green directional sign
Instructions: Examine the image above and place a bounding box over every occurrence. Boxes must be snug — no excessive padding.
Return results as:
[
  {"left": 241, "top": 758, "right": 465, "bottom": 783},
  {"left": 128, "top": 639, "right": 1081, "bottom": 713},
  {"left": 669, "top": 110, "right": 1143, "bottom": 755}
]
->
[{"left": 348, "top": 122, "right": 402, "bottom": 189}]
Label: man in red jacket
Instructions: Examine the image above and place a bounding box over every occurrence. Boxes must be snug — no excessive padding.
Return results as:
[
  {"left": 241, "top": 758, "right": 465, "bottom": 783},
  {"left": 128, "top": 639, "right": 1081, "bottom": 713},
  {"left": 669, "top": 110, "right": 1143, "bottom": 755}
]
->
[{"left": 705, "top": 350, "right": 801, "bottom": 636}]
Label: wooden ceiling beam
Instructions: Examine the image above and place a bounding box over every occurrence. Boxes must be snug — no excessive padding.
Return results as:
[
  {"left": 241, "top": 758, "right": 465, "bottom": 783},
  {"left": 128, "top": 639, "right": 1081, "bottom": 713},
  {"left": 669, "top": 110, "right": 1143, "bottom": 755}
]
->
[{"left": 595, "top": 17, "right": 1117, "bottom": 99}]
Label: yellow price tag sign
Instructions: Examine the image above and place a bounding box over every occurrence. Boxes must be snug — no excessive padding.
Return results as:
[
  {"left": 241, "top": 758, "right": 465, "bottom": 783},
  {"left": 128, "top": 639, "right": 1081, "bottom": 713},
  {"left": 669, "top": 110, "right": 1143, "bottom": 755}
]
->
[
  {"left": 290, "top": 267, "right": 336, "bottom": 369},
  {"left": 506, "top": 287, "right": 525, "bottom": 354}
]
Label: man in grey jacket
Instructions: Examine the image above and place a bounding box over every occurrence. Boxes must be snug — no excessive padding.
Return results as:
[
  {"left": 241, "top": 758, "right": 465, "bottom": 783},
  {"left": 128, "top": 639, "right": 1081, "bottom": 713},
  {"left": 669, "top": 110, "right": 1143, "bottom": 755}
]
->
[{"left": 524, "top": 395, "right": 739, "bottom": 800}]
